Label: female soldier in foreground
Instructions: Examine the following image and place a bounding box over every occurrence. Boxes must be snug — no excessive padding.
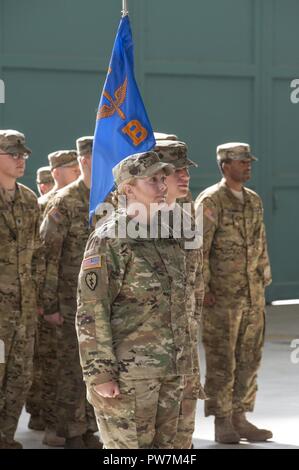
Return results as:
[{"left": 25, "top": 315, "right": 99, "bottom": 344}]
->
[{"left": 76, "top": 151, "right": 198, "bottom": 449}]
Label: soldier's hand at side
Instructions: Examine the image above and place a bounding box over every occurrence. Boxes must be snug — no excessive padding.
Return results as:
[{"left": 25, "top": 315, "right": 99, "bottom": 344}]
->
[
  {"left": 204, "top": 292, "right": 216, "bottom": 307},
  {"left": 44, "top": 312, "right": 64, "bottom": 326},
  {"left": 94, "top": 381, "right": 120, "bottom": 398}
]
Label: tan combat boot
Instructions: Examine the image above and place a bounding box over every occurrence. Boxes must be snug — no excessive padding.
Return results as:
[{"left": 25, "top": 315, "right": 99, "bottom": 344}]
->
[
  {"left": 232, "top": 412, "right": 273, "bottom": 442},
  {"left": 215, "top": 416, "right": 240, "bottom": 444}
]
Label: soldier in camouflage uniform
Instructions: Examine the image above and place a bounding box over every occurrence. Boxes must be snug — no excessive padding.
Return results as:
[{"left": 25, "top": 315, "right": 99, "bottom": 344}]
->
[
  {"left": 0, "top": 130, "right": 44, "bottom": 449},
  {"left": 36, "top": 166, "right": 54, "bottom": 196},
  {"left": 195, "top": 142, "right": 273, "bottom": 444},
  {"left": 154, "top": 133, "right": 193, "bottom": 204},
  {"left": 155, "top": 138, "right": 205, "bottom": 449},
  {"left": 76, "top": 151, "right": 201, "bottom": 449},
  {"left": 38, "top": 150, "right": 80, "bottom": 214},
  {"left": 40, "top": 137, "right": 100, "bottom": 449},
  {"left": 26, "top": 166, "right": 54, "bottom": 432},
  {"left": 154, "top": 131, "right": 178, "bottom": 141},
  {"left": 27, "top": 151, "right": 80, "bottom": 447}
]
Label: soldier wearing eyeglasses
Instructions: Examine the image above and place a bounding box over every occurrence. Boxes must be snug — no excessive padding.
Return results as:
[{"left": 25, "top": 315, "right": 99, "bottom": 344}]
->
[{"left": 0, "top": 129, "right": 44, "bottom": 449}]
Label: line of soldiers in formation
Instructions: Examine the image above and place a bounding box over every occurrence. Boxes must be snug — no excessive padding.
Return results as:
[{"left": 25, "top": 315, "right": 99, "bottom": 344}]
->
[{"left": 0, "top": 128, "right": 273, "bottom": 449}]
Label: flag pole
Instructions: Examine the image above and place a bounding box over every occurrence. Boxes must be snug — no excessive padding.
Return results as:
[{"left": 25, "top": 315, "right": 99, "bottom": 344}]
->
[{"left": 122, "top": 0, "right": 129, "bottom": 17}]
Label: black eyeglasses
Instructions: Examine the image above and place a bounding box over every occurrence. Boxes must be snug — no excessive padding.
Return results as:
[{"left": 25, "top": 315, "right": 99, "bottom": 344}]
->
[{"left": 0, "top": 152, "right": 29, "bottom": 160}]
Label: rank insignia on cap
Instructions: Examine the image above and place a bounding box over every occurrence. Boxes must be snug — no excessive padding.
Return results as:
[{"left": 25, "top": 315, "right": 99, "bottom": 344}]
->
[
  {"left": 82, "top": 255, "right": 102, "bottom": 271},
  {"left": 85, "top": 272, "right": 98, "bottom": 291},
  {"left": 48, "top": 207, "right": 63, "bottom": 224}
]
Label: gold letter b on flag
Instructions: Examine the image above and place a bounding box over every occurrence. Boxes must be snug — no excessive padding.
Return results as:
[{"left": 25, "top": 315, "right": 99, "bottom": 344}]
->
[{"left": 122, "top": 120, "right": 148, "bottom": 146}]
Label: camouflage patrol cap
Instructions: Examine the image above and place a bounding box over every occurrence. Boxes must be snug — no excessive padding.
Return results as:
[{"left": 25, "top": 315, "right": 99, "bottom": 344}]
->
[
  {"left": 36, "top": 166, "right": 54, "bottom": 184},
  {"left": 0, "top": 129, "right": 32, "bottom": 155},
  {"left": 48, "top": 150, "right": 78, "bottom": 170},
  {"left": 217, "top": 142, "right": 257, "bottom": 162},
  {"left": 154, "top": 131, "right": 179, "bottom": 141},
  {"left": 76, "top": 136, "right": 93, "bottom": 156},
  {"left": 113, "top": 151, "right": 174, "bottom": 186},
  {"left": 155, "top": 140, "right": 198, "bottom": 169}
]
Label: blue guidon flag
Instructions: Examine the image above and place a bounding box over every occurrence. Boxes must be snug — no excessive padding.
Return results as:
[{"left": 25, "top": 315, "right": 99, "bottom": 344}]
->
[{"left": 89, "top": 15, "right": 156, "bottom": 223}]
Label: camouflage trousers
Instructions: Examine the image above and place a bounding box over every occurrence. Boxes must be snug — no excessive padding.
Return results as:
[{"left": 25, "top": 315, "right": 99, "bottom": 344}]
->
[
  {"left": 26, "top": 317, "right": 59, "bottom": 429},
  {"left": 25, "top": 329, "right": 42, "bottom": 418},
  {"left": 202, "top": 303, "right": 265, "bottom": 417},
  {"left": 55, "top": 321, "right": 97, "bottom": 438},
  {"left": 0, "top": 311, "right": 35, "bottom": 440},
  {"left": 88, "top": 375, "right": 184, "bottom": 449},
  {"left": 173, "top": 375, "right": 206, "bottom": 449}
]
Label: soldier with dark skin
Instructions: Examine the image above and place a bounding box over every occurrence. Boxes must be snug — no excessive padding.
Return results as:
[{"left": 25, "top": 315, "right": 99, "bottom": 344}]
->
[
  {"left": 40, "top": 138, "right": 101, "bottom": 449},
  {"left": 195, "top": 142, "right": 273, "bottom": 444},
  {"left": 76, "top": 151, "right": 202, "bottom": 449},
  {"left": 0, "top": 130, "right": 44, "bottom": 449}
]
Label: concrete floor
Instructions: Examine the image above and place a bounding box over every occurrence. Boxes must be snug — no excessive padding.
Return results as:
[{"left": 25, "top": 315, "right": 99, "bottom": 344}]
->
[{"left": 15, "top": 305, "right": 299, "bottom": 449}]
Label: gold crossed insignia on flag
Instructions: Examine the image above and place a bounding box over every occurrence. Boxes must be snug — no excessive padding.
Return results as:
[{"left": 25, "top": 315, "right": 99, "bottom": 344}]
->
[{"left": 97, "top": 77, "right": 128, "bottom": 121}]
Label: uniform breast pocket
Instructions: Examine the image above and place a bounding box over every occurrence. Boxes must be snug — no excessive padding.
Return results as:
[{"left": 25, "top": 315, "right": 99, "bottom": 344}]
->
[
  {"left": 218, "top": 210, "right": 237, "bottom": 238},
  {"left": 129, "top": 256, "right": 158, "bottom": 290},
  {"left": 219, "top": 209, "right": 240, "bottom": 235},
  {"left": 221, "top": 209, "right": 234, "bottom": 226}
]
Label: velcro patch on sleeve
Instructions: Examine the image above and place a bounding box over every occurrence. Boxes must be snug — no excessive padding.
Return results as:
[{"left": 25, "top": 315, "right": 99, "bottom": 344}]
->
[
  {"left": 85, "top": 272, "right": 98, "bottom": 290},
  {"left": 204, "top": 208, "right": 216, "bottom": 223},
  {"left": 48, "top": 207, "right": 63, "bottom": 224},
  {"left": 82, "top": 255, "right": 102, "bottom": 271}
]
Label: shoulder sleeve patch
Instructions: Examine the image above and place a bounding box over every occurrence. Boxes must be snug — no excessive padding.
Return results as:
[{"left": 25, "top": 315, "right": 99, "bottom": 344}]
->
[
  {"left": 85, "top": 272, "right": 98, "bottom": 290},
  {"left": 204, "top": 207, "right": 216, "bottom": 223},
  {"left": 48, "top": 207, "right": 63, "bottom": 224},
  {"left": 82, "top": 255, "right": 102, "bottom": 271}
]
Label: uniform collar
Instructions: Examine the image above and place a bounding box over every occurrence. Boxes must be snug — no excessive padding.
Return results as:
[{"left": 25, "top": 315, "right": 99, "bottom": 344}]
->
[{"left": 219, "top": 178, "right": 251, "bottom": 206}]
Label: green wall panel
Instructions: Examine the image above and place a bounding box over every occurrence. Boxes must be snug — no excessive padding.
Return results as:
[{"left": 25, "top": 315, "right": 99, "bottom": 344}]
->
[
  {"left": 0, "top": 0, "right": 298, "bottom": 300},
  {"left": 2, "top": 68, "right": 104, "bottom": 187},
  {"left": 145, "top": 75, "right": 255, "bottom": 187},
  {"left": 144, "top": 0, "right": 254, "bottom": 63},
  {"left": 270, "top": 188, "right": 299, "bottom": 299},
  {"left": 2, "top": 0, "right": 120, "bottom": 58}
]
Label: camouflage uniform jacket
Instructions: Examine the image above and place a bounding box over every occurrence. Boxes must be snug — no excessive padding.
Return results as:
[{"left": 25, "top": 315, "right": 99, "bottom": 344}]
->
[
  {"left": 177, "top": 201, "right": 204, "bottom": 318},
  {"left": 0, "top": 183, "right": 44, "bottom": 321},
  {"left": 40, "top": 177, "right": 90, "bottom": 320},
  {"left": 179, "top": 202, "right": 204, "bottom": 375},
  {"left": 195, "top": 179, "right": 272, "bottom": 308},
  {"left": 38, "top": 187, "right": 58, "bottom": 217},
  {"left": 76, "top": 212, "right": 196, "bottom": 388}
]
